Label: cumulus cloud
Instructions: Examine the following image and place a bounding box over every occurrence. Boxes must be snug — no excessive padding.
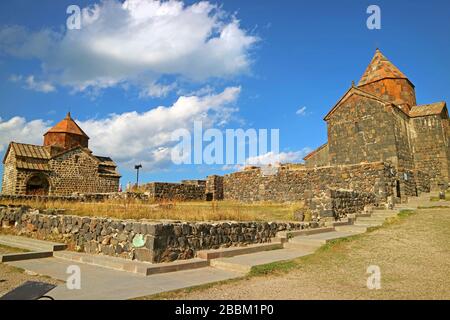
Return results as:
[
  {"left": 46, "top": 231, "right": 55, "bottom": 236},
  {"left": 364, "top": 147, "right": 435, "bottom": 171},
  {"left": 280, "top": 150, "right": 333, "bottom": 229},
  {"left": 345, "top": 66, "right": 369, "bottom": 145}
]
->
[
  {"left": 0, "top": 86, "right": 241, "bottom": 171},
  {"left": 0, "top": 117, "right": 51, "bottom": 152},
  {"left": 245, "top": 148, "right": 312, "bottom": 166},
  {"left": 9, "top": 75, "right": 56, "bottom": 93},
  {"left": 0, "top": 0, "right": 258, "bottom": 95}
]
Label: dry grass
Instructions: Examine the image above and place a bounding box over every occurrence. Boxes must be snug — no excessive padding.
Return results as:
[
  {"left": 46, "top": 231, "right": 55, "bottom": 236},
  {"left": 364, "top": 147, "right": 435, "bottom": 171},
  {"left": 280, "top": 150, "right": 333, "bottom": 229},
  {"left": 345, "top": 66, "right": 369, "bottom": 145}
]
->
[{"left": 0, "top": 198, "right": 303, "bottom": 222}]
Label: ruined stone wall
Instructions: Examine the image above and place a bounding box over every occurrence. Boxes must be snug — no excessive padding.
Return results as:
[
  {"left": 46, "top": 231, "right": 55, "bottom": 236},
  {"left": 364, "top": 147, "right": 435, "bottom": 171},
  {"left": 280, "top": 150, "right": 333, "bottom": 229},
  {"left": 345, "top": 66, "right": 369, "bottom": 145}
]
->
[
  {"left": 0, "top": 205, "right": 310, "bottom": 263},
  {"left": 1, "top": 149, "right": 17, "bottom": 195},
  {"left": 205, "top": 175, "right": 224, "bottom": 200},
  {"left": 0, "top": 192, "right": 149, "bottom": 203},
  {"left": 328, "top": 96, "right": 400, "bottom": 166},
  {"left": 223, "top": 162, "right": 395, "bottom": 203},
  {"left": 307, "top": 189, "right": 377, "bottom": 220},
  {"left": 144, "top": 182, "right": 205, "bottom": 201},
  {"left": 410, "top": 114, "right": 450, "bottom": 188},
  {"left": 304, "top": 144, "right": 329, "bottom": 168}
]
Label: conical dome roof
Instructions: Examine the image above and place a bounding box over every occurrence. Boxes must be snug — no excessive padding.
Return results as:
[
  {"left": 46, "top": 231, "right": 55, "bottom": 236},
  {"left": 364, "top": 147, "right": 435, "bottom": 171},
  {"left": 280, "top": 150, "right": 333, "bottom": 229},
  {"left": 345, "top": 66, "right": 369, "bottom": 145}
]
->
[{"left": 358, "top": 49, "right": 410, "bottom": 86}]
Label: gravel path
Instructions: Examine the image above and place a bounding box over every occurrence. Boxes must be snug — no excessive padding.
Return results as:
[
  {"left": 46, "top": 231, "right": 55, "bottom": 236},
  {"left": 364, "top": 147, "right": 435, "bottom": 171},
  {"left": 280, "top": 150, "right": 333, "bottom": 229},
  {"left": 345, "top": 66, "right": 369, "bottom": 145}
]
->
[{"left": 151, "top": 207, "right": 450, "bottom": 300}]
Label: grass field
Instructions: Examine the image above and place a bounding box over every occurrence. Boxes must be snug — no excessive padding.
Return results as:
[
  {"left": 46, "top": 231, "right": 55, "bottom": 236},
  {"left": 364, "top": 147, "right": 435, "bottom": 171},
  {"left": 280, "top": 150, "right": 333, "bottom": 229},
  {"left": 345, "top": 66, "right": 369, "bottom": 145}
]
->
[{"left": 0, "top": 198, "right": 304, "bottom": 222}]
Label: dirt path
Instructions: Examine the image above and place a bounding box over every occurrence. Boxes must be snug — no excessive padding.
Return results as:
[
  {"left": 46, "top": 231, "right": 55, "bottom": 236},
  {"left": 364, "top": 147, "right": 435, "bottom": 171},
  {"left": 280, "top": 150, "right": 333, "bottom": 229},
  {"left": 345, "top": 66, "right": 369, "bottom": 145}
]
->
[{"left": 151, "top": 208, "right": 450, "bottom": 300}]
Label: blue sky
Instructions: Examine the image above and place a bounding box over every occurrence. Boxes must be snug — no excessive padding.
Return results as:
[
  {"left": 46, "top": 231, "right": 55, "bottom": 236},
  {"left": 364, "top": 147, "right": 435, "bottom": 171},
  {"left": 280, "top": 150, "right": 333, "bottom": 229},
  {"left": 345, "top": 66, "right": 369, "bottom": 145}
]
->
[{"left": 1, "top": 0, "right": 449, "bottom": 188}]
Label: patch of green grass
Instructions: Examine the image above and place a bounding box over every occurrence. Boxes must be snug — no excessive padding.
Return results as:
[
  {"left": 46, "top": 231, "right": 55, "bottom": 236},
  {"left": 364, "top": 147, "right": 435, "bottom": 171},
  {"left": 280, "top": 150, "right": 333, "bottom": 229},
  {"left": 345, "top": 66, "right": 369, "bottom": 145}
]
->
[
  {"left": 418, "top": 205, "right": 450, "bottom": 209},
  {"left": 249, "top": 260, "right": 298, "bottom": 276}
]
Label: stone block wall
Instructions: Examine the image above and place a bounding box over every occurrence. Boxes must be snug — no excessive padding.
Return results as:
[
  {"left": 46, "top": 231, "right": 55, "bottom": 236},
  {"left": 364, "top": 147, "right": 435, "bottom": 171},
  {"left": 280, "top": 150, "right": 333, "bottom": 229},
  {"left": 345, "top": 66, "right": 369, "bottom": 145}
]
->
[
  {"left": 0, "top": 205, "right": 311, "bottom": 263},
  {"left": 144, "top": 182, "right": 206, "bottom": 201},
  {"left": 0, "top": 192, "right": 150, "bottom": 203},
  {"left": 1, "top": 149, "right": 17, "bottom": 195},
  {"left": 414, "top": 170, "right": 431, "bottom": 193},
  {"left": 307, "top": 188, "right": 377, "bottom": 220},
  {"left": 410, "top": 114, "right": 450, "bottom": 188},
  {"left": 205, "top": 175, "right": 224, "bottom": 201},
  {"left": 222, "top": 161, "right": 396, "bottom": 203}
]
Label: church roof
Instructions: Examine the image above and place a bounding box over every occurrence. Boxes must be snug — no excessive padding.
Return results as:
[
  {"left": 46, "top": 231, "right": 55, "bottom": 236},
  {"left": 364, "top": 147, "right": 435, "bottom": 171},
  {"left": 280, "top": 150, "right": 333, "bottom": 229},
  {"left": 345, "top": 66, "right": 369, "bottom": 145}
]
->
[
  {"left": 44, "top": 112, "right": 89, "bottom": 138},
  {"left": 409, "top": 102, "right": 447, "bottom": 118},
  {"left": 358, "top": 49, "right": 411, "bottom": 86}
]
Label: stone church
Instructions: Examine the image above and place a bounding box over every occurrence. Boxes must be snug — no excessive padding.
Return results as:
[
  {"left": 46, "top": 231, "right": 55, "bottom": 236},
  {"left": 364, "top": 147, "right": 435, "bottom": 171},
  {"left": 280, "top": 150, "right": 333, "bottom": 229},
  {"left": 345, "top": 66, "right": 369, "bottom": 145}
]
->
[
  {"left": 304, "top": 49, "right": 450, "bottom": 190},
  {"left": 1, "top": 113, "right": 121, "bottom": 195}
]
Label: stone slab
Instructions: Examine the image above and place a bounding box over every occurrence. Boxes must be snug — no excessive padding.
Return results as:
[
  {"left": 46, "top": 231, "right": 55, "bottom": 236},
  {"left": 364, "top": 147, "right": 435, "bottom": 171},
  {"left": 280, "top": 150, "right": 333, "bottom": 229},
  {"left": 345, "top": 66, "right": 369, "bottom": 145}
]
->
[
  {"left": 53, "top": 251, "right": 208, "bottom": 276},
  {"left": 197, "top": 242, "right": 283, "bottom": 260},
  {"left": 210, "top": 248, "right": 314, "bottom": 273}
]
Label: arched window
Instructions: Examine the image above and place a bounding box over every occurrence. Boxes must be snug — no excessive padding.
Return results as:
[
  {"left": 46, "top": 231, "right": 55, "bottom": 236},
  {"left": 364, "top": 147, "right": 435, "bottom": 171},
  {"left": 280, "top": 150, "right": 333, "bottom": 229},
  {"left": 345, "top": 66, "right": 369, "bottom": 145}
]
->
[{"left": 26, "top": 174, "right": 50, "bottom": 195}]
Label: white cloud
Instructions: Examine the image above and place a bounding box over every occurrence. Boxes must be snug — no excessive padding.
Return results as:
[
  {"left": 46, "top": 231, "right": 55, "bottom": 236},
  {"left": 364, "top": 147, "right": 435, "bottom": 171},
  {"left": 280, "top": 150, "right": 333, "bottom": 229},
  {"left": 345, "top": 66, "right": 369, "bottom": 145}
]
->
[
  {"left": 0, "top": 0, "right": 258, "bottom": 95},
  {"left": 246, "top": 148, "right": 312, "bottom": 166},
  {"left": 139, "top": 82, "right": 177, "bottom": 98},
  {"left": 0, "top": 117, "right": 51, "bottom": 152},
  {"left": 296, "top": 106, "right": 307, "bottom": 116},
  {"left": 0, "top": 87, "right": 241, "bottom": 170},
  {"left": 9, "top": 74, "right": 56, "bottom": 93}
]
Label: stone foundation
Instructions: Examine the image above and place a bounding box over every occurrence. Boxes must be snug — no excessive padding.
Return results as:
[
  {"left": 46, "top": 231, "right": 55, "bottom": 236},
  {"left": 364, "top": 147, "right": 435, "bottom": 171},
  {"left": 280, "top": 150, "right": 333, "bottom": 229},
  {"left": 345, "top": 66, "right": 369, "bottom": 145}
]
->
[{"left": 0, "top": 205, "right": 312, "bottom": 263}]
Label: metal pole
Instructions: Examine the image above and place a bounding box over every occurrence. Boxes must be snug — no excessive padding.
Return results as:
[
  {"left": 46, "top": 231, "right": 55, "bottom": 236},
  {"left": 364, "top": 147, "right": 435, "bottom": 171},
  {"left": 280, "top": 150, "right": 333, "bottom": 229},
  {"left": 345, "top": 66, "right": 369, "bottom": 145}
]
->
[{"left": 134, "top": 164, "right": 142, "bottom": 188}]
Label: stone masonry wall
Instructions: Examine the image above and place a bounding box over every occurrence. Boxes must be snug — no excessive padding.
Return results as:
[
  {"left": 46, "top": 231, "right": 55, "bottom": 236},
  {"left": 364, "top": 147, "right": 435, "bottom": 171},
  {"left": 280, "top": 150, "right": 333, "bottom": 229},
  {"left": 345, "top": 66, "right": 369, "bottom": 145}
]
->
[
  {"left": 411, "top": 114, "right": 450, "bottom": 188},
  {"left": 223, "top": 162, "right": 396, "bottom": 203},
  {"left": 0, "top": 192, "right": 149, "bottom": 203},
  {"left": 205, "top": 175, "right": 224, "bottom": 201},
  {"left": 144, "top": 182, "right": 206, "bottom": 201},
  {"left": 0, "top": 205, "right": 311, "bottom": 263},
  {"left": 1, "top": 149, "right": 17, "bottom": 195},
  {"left": 307, "top": 189, "right": 377, "bottom": 220},
  {"left": 6, "top": 149, "right": 120, "bottom": 196}
]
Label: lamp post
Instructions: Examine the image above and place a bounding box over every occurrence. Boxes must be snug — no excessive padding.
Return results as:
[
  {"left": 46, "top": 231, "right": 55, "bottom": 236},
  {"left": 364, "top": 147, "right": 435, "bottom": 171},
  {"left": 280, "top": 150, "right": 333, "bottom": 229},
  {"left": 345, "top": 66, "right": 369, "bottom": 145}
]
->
[{"left": 134, "top": 164, "right": 142, "bottom": 188}]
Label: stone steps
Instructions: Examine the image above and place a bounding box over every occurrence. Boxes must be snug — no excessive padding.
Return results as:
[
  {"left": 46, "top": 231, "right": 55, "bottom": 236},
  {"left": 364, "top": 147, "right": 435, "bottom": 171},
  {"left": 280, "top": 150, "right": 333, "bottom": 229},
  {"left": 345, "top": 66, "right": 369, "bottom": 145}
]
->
[
  {"left": 210, "top": 248, "right": 314, "bottom": 273},
  {"left": 286, "top": 231, "right": 359, "bottom": 246},
  {"left": 53, "top": 251, "right": 208, "bottom": 276},
  {"left": 276, "top": 226, "right": 335, "bottom": 239},
  {"left": 334, "top": 225, "right": 368, "bottom": 233},
  {"left": 196, "top": 242, "right": 283, "bottom": 260},
  {"left": 0, "top": 235, "right": 67, "bottom": 252},
  {"left": 1, "top": 251, "right": 53, "bottom": 263}
]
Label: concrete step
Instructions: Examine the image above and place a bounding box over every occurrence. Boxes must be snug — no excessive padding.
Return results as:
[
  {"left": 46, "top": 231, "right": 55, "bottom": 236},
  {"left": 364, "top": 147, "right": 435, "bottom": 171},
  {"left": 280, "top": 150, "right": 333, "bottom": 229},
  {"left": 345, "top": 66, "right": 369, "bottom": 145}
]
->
[
  {"left": 0, "top": 235, "right": 67, "bottom": 252},
  {"left": 286, "top": 231, "right": 357, "bottom": 246},
  {"left": 210, "top": 248, "right": 313, "bottom": 274},
  {"left": 354, "top": 221, "right": 383, "bottom": 227},
  {"left": 53, "top": 251, "right": 208, "bottom": 276},
  {"left": 0, "top": 251, "right": 53, "bottom": 263},
  {"left": 196, "top": 242, "right": 283, "bottom": 260},
  {"left": 277, "top": 226, "right": 335, "bottom": 239},
  {"left": 356, "top": 217, "right": 387, "bottom": 223},
  {"left": 334, "top": 225, "right": 368, "bottom": 233}
]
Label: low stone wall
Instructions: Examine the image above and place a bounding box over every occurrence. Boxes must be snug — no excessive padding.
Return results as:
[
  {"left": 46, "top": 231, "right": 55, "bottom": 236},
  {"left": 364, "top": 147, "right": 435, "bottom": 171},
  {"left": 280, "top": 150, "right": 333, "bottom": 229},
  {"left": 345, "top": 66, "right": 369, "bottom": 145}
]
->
[
  {"left": 307, "top": 189, "right": 377, "bottom": 220},
  {"left": 143, "top": 182, "right": 206, "bottom": 201},
  {"left": 0, "top": 192, "right": 150, "bottom": 203},
  {"left": 222, "top": 161, "right": 395, "bottom": 203},
  {"left": 0, "top": 205, "right": 311, "bottom": 263}
]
